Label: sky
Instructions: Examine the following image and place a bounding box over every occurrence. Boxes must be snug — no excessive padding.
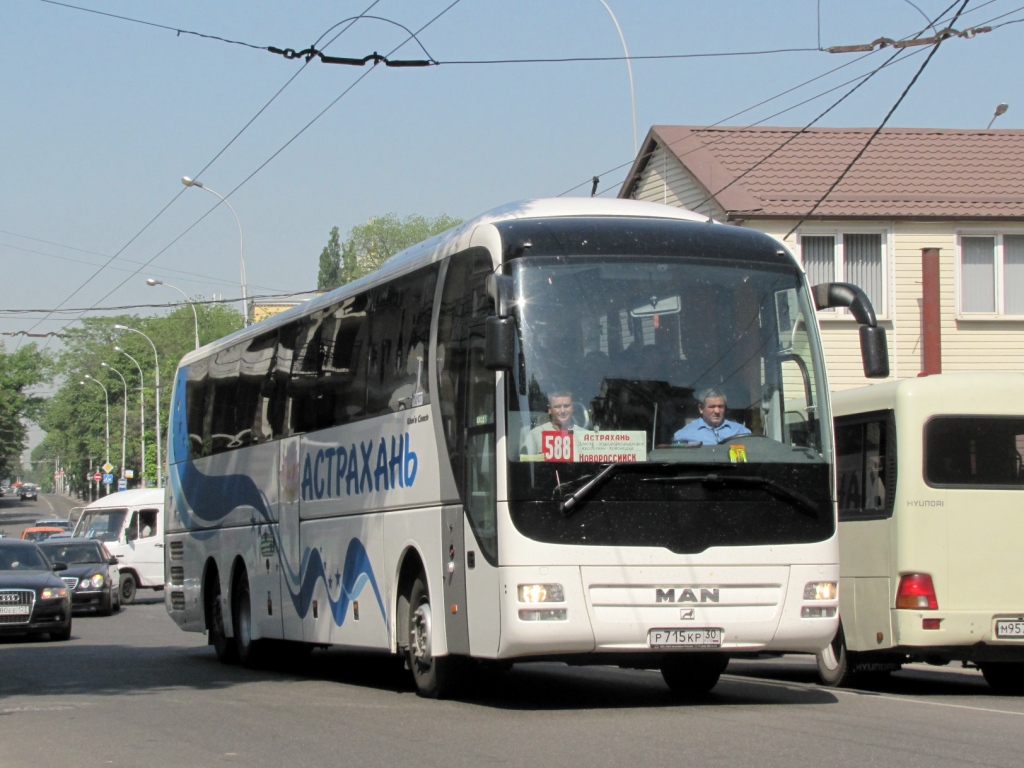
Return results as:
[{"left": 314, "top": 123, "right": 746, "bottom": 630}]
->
[{"left": 2, "top": 1, "right": 1022, "bottom": 407}]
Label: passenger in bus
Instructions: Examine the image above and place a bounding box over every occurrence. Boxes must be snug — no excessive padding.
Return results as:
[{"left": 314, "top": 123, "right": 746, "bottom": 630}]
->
[
  {"left": 520, "top": 389, "right": 590, "bottom": 457},
  {"left": 672, "top": 387, "right": 750, "bottom": 445}
]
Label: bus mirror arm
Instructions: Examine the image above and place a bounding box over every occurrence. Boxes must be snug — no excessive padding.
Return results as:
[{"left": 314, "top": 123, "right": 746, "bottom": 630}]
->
[
  {"left": 812, "top": 282, "right": 890, "bottom": 379},
  {"left": 486, "top": 273, "right": 514, "bottom": 318}
]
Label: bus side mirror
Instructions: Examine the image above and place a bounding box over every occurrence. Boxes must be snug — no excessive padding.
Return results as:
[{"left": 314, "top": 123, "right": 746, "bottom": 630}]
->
[
  {"left": 812, "top": 282, "right": 890, "bottom": 379},
  {"left": 485, "top": 317, "right": 515, "bottom": 370}
]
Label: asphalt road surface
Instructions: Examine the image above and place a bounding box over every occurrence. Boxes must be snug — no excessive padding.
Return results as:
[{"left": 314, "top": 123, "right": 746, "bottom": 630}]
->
[{"left": 2, "top": 495, "right": 1023, "bottom": 768}]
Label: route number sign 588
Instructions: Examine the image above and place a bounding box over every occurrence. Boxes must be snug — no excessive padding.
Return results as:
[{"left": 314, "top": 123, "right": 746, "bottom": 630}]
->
[{"left": 542, "top": 431, "right": 573, "bottom": 462}]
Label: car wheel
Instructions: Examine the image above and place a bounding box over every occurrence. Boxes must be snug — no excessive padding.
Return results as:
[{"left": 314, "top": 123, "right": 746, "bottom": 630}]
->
[
  {"left": 119, "top": 572, "right": 137, "bottom": 605},
  {"left": 660, "top": 653, "right": 729, "bottom": 698},
  {"left": 50, "top": 618, "right": 72, "bottom": 642},
  {"left": 112, "top": 587, "right": 121, "bottom": 613},
  {"left": 100, "top": 591, "right": 115, "bottom": 617},
  {"left": 407, "top": 574, "right": 463, "bottom": 698}
]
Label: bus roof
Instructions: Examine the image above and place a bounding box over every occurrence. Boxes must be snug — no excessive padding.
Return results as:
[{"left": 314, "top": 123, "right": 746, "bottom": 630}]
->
[
  {"left": 175, "top": 197, "right": 761, "bottom": 369},
  {"left": 831, "top": 371, "right": 1024, "bottom": 418}
]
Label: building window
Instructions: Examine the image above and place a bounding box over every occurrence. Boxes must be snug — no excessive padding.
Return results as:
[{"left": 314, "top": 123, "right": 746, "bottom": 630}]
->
[
  {"left": 959, "top": 235, "right": 1024, "bottom": 316},
  {"left": 799, "top": 233, "right": 886, "bottom": 316}
]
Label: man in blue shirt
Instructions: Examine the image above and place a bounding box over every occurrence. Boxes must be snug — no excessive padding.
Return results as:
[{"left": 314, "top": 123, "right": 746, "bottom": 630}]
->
[{"left": 673, "top": 387, "right": 750, "bottom": 445}]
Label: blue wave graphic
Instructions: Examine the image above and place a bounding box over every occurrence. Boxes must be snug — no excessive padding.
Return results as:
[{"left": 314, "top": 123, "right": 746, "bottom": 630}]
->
[{"left": 169, "top": 367, "right": 386, "bottom": 626}]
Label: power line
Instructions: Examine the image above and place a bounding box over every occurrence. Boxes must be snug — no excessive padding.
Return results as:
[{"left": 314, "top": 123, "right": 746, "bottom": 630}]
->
[{"left": 784, "top": 0, "right": 974, "bottom": 239}]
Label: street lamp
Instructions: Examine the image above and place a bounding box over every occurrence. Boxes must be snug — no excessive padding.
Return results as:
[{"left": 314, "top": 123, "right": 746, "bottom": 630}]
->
[
  {"left": 115, "top": 346, "right": 146, "bottom": 485},
  {"left": 80, "top": 376, "right": 110, "bottom": 467},
  {"left": 987, "top": 102, "right": 1009, "bottom": 129},
  {"left": 147, "top": 278, "right": 200, "bottom": 349},
  {"left": 181, "top": 176, "right": 248, "bottom": 328},
  {"left": 101, "top": 362, "right": 129, "bottom": 480},
  {"left": 114, "top": 324, "right": 162, "bottom": 489}
]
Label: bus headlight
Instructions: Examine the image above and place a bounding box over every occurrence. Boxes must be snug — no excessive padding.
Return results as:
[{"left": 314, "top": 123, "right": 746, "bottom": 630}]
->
[
  {"left": 518, "top": 584, "right": 564, "bottom": 603},
  {"left": 803, "top": 582, "right": 837, "bottom": 601},
  {"left": 519, "top": 609, "right": 568, "bottom": 621}
]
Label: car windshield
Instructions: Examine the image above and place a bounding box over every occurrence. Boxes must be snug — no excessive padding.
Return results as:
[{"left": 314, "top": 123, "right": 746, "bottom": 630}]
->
[
  {"left": 0, "top": 544, "right": 49, "bottom": 571},
  {"left": 39, "top": 542, "right": 104, "bottom": 564},
  {"left": 74, "top": 508, "right": 128, "bottom": 543}
]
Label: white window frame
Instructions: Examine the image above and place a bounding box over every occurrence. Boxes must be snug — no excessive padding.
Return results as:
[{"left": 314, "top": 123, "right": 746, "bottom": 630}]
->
[
  {"left": 796, "top": 229, "right": 890, "bottom": 319},
  {"left": 955, "top": 232, "right": 1024, "bottom": 319}
]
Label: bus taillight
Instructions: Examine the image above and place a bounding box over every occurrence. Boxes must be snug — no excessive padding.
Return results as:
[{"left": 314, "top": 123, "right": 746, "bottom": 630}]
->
[{"left": 895, "top": 573, "right": 938, "bottom": 610}]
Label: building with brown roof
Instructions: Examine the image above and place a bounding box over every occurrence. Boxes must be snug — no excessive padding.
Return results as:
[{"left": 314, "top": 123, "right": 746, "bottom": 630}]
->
[{"left": 620, "top": 125, "right": 1024, "bottom": 389}]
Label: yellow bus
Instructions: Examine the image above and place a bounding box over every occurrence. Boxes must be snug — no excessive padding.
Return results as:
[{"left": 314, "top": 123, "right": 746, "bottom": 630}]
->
[{"left": 817, "top": 372, "right": 1024, "bottom": 693}]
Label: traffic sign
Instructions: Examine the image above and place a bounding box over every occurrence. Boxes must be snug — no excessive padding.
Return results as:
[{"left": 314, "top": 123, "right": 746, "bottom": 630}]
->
[
  {"left": 102, "top": 462, "right": 114, "bottom": 474},
  {"left": 102, "top": 473, "right": 114, "bottom": 485},
  {"left": 117, "top": 478, "right": 127, "bottom": 491},
  {"left": 92, "top": 471, "right": 101, "bottom": 483}
]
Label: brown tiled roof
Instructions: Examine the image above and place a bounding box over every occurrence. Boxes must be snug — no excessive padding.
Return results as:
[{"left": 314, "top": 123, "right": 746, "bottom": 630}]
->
[{"left": 624, "top": 126, "right": 1024, "bottom": 219}]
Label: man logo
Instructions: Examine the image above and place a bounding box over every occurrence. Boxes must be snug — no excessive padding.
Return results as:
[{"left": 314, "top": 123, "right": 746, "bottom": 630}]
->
[{"left": 655, "top": 588, "right": 720, "bottom": 603}]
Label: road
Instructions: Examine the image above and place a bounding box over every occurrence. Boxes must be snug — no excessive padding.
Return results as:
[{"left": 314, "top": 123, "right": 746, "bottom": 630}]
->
[{"left": 2, "top": 495, "right": 1023, "bottom": 768}]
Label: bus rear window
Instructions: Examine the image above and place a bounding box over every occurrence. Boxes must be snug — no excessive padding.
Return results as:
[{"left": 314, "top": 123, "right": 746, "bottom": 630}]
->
[{"left": 925, "top": 417, "right": 1024, "bottom": 488}]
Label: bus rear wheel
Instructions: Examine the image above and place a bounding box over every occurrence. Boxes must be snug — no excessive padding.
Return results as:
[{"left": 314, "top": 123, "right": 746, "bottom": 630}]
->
[
  {"left": 232, "top": 571, "right": 266, "bottom": 667},
  {"left": 407, "top": 575, "right": 462, "bottom": 698},
  {"left": 980, "top": 662, "right": 1024, "bottom": 695},
  {"left": 660, "top": 653, "right": 728, "bottom": 698},
  {"left": 207, "top": 576, "right": 237, "bottom": 664}
]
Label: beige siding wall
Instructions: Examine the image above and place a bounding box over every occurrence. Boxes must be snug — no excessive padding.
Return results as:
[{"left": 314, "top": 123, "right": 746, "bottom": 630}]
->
[
  {"left": 748, "top": 220, "right": 1024, "bottom": 391},
  {"left": 628, "top": 145, "right": 726, "bottom": 219}
]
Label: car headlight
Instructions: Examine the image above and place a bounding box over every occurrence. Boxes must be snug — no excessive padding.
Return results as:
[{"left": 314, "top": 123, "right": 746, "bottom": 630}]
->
[
  {"left": 89, "top": 574, "right": 105, "bottom": 588},
  {"left": 41, "top": 587, "right": 68, "bottom": 600}
]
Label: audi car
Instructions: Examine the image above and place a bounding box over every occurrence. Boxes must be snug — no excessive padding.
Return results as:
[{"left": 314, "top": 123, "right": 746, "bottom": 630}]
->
[
  {"left": 0, "top": 539, "right": 72, "bottom": 641},
  {"left": 38, "top": 539, "right": 120, "bottom": 615}
]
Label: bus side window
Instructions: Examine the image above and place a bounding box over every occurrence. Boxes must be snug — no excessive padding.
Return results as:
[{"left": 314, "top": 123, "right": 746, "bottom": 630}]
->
[{"left": 835, "top": 410, "right": 895, "bottom": 521}]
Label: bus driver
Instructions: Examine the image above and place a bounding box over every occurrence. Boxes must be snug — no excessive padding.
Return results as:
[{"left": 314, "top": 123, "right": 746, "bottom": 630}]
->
[{"left": 673, "top": 387, "right": 750, "bottom": 445}]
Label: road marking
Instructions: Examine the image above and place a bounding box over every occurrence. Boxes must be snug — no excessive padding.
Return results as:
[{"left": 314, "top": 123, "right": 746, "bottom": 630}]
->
[{"left": 720, "top": 673, "right": 1024, "bottom": 717}]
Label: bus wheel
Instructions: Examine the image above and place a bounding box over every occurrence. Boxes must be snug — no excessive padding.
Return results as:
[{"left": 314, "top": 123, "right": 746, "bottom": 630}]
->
[
  {"left": 816, "top": 622, "right": 857, "bottom": 687},
  {"left": 232, "top": 572, "right": 265, "bottom": 667},
  {"left": 660, "top": 653, "right": 728, "bottom": 698},
  {"left": 407, "top": 575, "right": 461, "bottom": 698},
  {"left": 980, "top": 662, "right": 1024, "bottom": 695},
  {"left": 207, "top": 576, "right": 237, "bottom": 664},
  {"left": 119, "top": 572, "right": 137, "bottom": 605}
]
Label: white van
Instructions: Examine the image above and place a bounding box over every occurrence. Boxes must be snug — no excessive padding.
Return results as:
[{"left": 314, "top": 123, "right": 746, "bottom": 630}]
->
[
  {"left": 817, "top": 372, "right": 1024, "bottom": 694},
  {"left": 73, "top": 488, "right": 164, "bottom": 605}
]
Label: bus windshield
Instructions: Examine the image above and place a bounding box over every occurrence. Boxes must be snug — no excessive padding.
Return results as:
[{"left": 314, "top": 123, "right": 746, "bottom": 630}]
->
[
  {"left": 75, "top": 508, "right": 128, "bottom": 543},
  {"left": 504, "top": 254, "right": 833, "bottom": 552}
]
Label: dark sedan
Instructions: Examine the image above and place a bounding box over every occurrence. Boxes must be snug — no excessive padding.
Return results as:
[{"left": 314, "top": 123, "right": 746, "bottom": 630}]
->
[
  {"left": 0, "top": 540, "right": 72, "bottom": 641},
  {"left": 37, "top": 540, "right": 120, "bottom": 615},
  {"left": 18, "top": 484, "right": 38, "bottom": 501}
]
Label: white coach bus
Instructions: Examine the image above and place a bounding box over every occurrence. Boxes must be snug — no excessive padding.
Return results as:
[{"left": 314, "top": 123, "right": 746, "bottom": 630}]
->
[
  {"left": 816, "top": 372, "right": 1024, "bottom": 694},
  {"left": 165, "top": 197, "right": 888, "bottom": 698}
]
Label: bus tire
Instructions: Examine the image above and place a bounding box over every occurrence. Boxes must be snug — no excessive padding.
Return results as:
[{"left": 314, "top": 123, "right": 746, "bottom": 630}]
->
[
  {"left": 407, "top": 574, "right": 461, "bottom": 698},
  {"left": 207, "top": 574, "right": 237, "bottom": 664},
  {"left": 660, "top": 653, "right": 728, "bottom": 698},
  {"left": 816, "top": 621, "right": 858, "bottom": 687},
  {"left": 232, "top": 570, "right": 265, "bottom": 668},
  {"left": 119, "top": 572, "right": 137, "bottom": 605},
  {"left": 980, "top": 662, "right": 1024, "bottom": 695}
]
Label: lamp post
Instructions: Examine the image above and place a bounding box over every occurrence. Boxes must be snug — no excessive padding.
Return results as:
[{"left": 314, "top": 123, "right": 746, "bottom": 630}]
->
[
  {"left": 987, "top": 102, "right": 1009, "bottom": 129},
  {"left": 114, "top": 325, "right": 162, "bottom": 489},
  {"left": 80, "top": 375, "right": 110, "bottom": 468},
  {"left": 101, "top": 363, "right": 128, "bottom": 480},
  {"left": 146, "top": 278, "right": 200, "bottom": 349},
  {"left": 115, "top": 346, "right": 146, "bottom": 485},
  {"left": 181, "top": 176, "right": 248, "bottom": 328}
]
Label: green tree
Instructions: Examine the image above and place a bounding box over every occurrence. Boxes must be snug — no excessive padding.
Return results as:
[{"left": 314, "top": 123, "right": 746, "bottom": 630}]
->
[
  {"left": 317, "top": 213, "right": 462, "bottom": 291},
  {"left": 33, "top": 302, "right": 242, "bottom": 494},
  {"left": 317, "top": 226, "right": 341, "bottom": 291},
  {"left": 0, "top": 343, "right": 53, "bottom": 480}
]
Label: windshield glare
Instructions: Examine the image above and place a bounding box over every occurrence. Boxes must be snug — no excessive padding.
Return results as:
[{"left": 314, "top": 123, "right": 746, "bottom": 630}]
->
[
  {"left": 75, "top": 509, "right": 128, "bottom": 543},
  {"left": 508, "top": 257, "right": 827, "bottom": 466}
]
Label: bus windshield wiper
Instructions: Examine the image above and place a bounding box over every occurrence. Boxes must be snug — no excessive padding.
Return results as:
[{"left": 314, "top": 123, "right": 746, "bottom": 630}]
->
[
  {"left": 643, "top": 472, "right": 820, "bottom": 518},
  {"left": 558, "top": 463, "right": 621, "bottom": 517}
]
